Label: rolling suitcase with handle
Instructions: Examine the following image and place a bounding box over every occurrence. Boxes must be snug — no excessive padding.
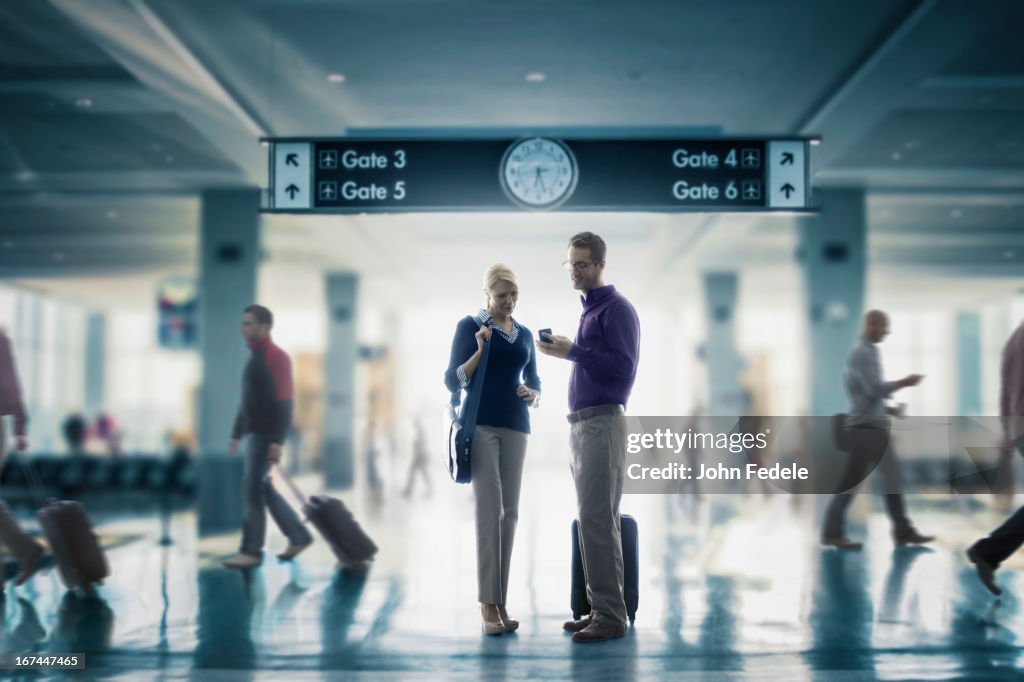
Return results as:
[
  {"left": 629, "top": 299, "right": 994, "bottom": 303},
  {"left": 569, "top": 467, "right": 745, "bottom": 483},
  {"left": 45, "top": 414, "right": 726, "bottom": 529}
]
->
[
  {"left": 571, "top": 514, "right": 638, "bottom": 623},
  {"left": 38, "top": 500, "right": 109, "bottom": 593},
  {"left": 278, "top": 466, "right": 378, "bottom": 572},
  {"left": 20, "top": 459, "right": 109, "bottom": 593}
]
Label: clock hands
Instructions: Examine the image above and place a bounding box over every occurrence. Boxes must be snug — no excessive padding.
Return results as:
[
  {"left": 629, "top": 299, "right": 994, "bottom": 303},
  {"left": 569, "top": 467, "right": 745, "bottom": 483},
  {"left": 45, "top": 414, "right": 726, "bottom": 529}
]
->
[{"left": 533, "top": 166, "right": 549, "bottom": 191}]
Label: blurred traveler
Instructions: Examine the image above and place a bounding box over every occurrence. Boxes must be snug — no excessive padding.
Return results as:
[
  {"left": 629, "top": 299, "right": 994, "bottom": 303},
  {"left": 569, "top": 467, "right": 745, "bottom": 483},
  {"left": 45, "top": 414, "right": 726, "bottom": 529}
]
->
[
  {"left": 62, "top": 412, "right": 87, "bottom": 455},
  {"left": 222, "top": 305, "right": 313, "bottom": 570},
  {"left": 822, "top": 310, "right": 933, "bottom": 550},
  {"left": 95, "top": 412, "right": 122, "bottom": 457},
  {"left": 0, "top": 329, "right": 44, "bottom": 586},
  {"left": 967, "top": 318, "right": 1024, "bottom": 596},
  {"left": 401, "top": 419, "right": 432, "bottom": 499},
  {"left": 537, "top": 232, "right": 640, "bottom": 642},
  {"left": 444, "top": 263, "right": 541, "bottom": 635}
]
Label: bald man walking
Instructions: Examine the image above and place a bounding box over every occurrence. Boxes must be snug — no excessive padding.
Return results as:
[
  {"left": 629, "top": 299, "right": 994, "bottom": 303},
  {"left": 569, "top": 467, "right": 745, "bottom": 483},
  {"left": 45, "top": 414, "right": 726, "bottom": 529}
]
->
[{"left": 822, "top": 310, "right": 934, "bottom": 550}]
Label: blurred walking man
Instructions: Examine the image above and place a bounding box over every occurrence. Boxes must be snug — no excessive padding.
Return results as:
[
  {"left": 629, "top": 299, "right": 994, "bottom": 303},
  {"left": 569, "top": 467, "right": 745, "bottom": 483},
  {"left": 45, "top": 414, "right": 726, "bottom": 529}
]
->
[
  {"left": 822, "top": 310, "right": 933, "bottom": 550},
  {"left": 0, "top": 329, "right": 44, "bottom": 586},
  {"left": 222, "top": 305, "right": 313, "bottom": 569},
  {"left": 967, "top": 318, "right": 1024, "bottom": 596}
]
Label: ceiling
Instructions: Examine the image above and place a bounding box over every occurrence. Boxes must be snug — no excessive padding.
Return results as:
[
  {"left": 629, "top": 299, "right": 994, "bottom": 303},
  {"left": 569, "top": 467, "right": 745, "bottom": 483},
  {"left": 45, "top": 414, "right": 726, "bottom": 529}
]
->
[{"left": 0, "top": 0, "right": 1022, "bottom": 310}]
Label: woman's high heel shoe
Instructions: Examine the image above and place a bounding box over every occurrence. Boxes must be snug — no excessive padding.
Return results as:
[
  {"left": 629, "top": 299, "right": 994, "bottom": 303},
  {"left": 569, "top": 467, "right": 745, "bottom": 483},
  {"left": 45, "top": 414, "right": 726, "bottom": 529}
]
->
[
  {"left": 497, "top": 604, "right": 519, "bottom": 632},
  {"left": 481, "top": 604, "right": 505, "bottom": 635}
]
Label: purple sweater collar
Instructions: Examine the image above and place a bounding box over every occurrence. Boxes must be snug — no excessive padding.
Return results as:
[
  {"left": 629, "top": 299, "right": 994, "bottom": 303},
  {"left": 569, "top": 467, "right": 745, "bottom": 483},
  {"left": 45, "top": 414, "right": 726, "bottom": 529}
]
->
[{"left": 580, "top": 284, "right": 617, "bottom": 310}]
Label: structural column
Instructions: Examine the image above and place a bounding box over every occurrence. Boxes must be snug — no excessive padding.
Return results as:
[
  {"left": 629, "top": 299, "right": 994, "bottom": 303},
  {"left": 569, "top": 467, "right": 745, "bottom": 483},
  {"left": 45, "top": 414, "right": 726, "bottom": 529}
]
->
[
  {"left": 702, "top": 271, "right": 744, "bottom": 415},
  {"left": 323, "top": 273, "right": 359, "bottom": 489},
  {"left": 956, "top": 311, "right": 982, "bottom": 416},
  {"left": 798, "top": 188, "right": 867, "bottom": 416},
  {"left": 196, "top": 188, "right": 260, "bottom": 534},
  {"left": 84, "top": 312, "right": 106, "bottom": 415}
]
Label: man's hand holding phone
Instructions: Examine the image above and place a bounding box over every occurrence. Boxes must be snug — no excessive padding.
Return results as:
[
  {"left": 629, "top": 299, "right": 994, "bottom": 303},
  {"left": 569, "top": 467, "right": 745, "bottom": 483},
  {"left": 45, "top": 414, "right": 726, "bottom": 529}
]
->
[{"left": 536, "top": 328, "right": 573, "bottom": 359}]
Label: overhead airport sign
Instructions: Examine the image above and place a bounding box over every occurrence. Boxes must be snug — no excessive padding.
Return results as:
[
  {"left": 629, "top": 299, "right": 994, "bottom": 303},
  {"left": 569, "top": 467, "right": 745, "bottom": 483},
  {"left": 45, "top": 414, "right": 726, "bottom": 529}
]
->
[{"left": 264, "top": 136, "right": 813, "bottom": 213}]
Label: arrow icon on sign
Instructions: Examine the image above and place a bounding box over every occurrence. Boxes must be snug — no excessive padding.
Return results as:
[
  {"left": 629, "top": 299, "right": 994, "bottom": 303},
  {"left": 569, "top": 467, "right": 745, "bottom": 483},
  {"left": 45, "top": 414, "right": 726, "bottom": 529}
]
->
[
  {"left": 285, "top": 184, "right": 300, "bottom": 199},
  {"left": 781, "top": 152, "right": 794, "bottom": 165},
  {"left": 781, "top": 183, "right": 796, "bottom": 198},
  {"left": 286, "top": 153, "right": 299, "bottom": 167}
]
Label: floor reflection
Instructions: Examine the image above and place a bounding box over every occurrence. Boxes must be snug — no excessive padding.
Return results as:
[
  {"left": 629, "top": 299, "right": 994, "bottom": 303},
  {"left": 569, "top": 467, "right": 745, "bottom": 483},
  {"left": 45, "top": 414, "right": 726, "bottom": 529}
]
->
[{"left": 0, "top": 461, "right": 1019, "bottom": 679}]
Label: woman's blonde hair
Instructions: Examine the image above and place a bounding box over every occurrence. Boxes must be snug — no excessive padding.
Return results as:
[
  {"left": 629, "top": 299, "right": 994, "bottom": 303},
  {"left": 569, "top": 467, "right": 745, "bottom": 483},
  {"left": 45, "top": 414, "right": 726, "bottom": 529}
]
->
[{"left": 482, "top": 263, "right": 518, "bottom": 305}]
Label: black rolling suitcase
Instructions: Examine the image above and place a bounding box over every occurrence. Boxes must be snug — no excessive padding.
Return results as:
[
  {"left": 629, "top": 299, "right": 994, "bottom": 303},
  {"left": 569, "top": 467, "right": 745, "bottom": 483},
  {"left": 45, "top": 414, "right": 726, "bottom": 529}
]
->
[
  {"left": 571, "top": 514, "right": 638, "bottom": 623},
  {"left": 278, "top": 467, "right": 378, "bottom": 572}
]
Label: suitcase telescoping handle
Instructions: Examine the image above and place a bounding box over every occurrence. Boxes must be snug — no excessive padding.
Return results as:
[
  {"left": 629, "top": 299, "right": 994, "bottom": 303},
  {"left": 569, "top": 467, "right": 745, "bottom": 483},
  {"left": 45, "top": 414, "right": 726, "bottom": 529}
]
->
[
  {"left": 16, "top": 455, "right": 50, "bottom": 509},
  {"left": 275, "top": 464, "right": 307, "bottom": 508}
]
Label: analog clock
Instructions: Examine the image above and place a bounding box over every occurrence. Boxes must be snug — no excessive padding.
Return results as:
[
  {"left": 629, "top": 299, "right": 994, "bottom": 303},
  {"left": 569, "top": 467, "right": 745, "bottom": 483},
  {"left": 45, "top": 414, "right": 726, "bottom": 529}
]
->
[{"left": 500, "top": 137, "right": 578, "bottom": 209}]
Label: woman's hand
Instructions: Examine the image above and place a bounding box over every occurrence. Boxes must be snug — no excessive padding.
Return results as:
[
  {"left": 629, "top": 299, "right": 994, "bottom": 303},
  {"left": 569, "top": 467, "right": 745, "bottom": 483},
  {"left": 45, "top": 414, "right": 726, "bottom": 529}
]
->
[
  {"left": 517, "top": 384, "right": 537, "bottom": 407},
  {"left": 475, "top": 325, "right": 493, "bottom": 352}
]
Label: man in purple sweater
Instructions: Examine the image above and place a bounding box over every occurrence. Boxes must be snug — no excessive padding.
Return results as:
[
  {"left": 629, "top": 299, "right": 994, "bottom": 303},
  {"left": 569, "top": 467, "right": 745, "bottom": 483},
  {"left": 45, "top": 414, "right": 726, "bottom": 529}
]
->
[{"left": 537, "top": 232, "right": 640, "bottom": 642}]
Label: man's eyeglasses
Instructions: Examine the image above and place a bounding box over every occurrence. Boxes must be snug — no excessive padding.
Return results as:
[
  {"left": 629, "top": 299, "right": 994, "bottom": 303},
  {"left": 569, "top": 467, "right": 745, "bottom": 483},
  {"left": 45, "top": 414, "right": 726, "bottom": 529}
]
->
[{"left": 562, "top": 260, "right": 598, "bottom": 272}]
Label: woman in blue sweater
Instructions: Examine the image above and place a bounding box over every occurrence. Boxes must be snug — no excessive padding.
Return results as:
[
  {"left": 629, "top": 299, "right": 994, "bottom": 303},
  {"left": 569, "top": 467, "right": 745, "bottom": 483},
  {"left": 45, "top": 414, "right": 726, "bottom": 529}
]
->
[{"left": 444, "top": 263, "right": 541, "bottom": 635}]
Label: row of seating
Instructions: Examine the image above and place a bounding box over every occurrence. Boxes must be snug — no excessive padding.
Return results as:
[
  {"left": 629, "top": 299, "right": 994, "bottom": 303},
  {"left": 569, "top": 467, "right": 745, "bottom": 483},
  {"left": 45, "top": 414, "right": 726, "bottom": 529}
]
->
[{"left": 0, "top": 453, "right": 196, "bottom": 499}]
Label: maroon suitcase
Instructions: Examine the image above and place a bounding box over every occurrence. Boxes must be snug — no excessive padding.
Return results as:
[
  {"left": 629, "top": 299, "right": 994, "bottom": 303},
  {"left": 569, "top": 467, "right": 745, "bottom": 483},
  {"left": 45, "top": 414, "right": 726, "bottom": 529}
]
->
[
  {"left": 20, "top": 458, "right": 109, "bottom": 593},
  {"left": 37, "top": 499, "right": 109, "bottom": 593},
  {"left": 278, "top": 467, "right": 377, "bottom": 572}
]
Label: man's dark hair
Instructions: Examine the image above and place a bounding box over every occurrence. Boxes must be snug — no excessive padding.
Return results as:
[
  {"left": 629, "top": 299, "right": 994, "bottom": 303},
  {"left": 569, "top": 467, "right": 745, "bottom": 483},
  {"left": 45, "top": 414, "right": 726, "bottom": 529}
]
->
[
  {"left": 568, "top": 231, "right": 607, "bottom": 262},
  {"left": 244, "top": 304, "right": 273, "bottom": 327}
]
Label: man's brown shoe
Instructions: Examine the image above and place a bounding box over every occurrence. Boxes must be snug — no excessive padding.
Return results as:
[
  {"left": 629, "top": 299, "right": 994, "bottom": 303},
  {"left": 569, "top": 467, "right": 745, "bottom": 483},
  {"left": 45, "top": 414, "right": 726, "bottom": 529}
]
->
[
  {"left": 821, "top": 536, "right": 863, "bottom": 551},
  {"left": 563, "top": 616, "right": 592, "bottom": 633},
  {"left": 572, "top": 620, "right": 625, "bottom": 642}
]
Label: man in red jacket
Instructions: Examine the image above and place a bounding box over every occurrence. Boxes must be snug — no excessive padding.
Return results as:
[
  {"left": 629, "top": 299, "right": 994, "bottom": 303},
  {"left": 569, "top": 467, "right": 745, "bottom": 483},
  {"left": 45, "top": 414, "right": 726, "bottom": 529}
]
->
[
  {"left": 222, "top": 306, "right": 313, "bottom": 569},
  {"left": 0, "top": 329, "right": 44, "bottom": 585}
]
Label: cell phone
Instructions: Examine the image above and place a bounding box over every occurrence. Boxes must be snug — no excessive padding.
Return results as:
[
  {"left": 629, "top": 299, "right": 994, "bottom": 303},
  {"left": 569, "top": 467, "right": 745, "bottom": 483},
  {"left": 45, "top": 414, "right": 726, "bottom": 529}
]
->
[{"left": 538, "top": 328, "right": 553, "bottom": 342}]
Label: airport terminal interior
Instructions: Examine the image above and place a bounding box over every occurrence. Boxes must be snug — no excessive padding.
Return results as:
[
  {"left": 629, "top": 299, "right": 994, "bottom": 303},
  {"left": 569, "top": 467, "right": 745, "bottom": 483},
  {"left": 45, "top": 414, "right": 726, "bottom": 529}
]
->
[{"left": 1, "top": 1, "right": 1024, "bottom": 680}]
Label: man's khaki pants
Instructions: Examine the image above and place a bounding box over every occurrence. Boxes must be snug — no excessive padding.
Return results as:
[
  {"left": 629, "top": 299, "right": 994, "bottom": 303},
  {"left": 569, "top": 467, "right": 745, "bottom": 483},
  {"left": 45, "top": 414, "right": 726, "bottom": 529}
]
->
[{"left": 570, "top": 413, "right": 628, "bottom": 628}]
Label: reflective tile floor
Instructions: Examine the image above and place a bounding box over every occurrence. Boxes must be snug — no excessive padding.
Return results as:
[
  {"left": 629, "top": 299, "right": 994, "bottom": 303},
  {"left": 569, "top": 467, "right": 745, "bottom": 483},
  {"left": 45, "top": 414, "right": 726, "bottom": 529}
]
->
[{"left": 1, "top": 461, "right": 1023, "bottom": 681}]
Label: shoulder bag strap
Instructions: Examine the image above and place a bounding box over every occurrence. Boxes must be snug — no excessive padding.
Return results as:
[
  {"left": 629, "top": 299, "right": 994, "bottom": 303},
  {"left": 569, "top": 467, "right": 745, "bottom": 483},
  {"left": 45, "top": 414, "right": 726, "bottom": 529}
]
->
[{"left": 460, "top": 322, "right": 492, "bottom": 438}]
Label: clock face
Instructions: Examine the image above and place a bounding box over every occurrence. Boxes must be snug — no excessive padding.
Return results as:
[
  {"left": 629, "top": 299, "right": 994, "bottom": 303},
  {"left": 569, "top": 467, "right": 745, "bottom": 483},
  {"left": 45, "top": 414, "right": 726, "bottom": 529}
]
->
[{"left": 500, "top": 137, "right": 578, "bottom": 209}]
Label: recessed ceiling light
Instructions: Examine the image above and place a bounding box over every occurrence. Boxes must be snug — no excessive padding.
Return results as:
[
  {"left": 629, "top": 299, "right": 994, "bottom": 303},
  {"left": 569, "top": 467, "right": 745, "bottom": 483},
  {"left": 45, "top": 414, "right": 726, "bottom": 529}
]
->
[
  {"left": 75, "top": 98, "right": 93, "bottom": 108},
  {"left": 809, "top": 138, "right": 822, "bottom": 146},
  {"left": 950, "top": 209, "right": 963, "bottom": 219},
  {"left": 260, "top": 141, "right": 269, "bottom": 147},
  {"left": 525, "top": 72, "right": 546, "bottom": 83},
  {"left": 327, "top": 73, "right": 346, "bottom": 83}
]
